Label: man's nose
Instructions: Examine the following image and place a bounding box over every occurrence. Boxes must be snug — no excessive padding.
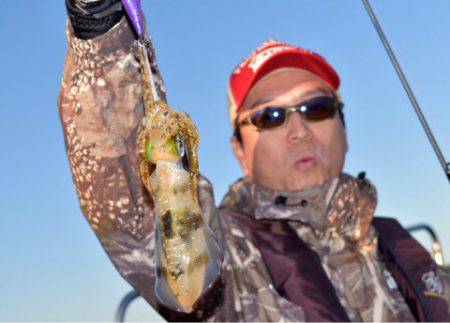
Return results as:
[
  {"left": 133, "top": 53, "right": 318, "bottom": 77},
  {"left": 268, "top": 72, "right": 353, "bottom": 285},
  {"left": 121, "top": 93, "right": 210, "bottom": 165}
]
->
[{"left": 286, "top": 111, "right": 312, "bottom": 142}]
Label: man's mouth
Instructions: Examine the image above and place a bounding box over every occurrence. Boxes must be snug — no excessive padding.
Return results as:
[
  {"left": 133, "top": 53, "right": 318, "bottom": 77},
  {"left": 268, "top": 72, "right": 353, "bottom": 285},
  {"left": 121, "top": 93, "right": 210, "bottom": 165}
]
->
[{"left": 294, "top": 155, "right": 317, "bottom": 170}]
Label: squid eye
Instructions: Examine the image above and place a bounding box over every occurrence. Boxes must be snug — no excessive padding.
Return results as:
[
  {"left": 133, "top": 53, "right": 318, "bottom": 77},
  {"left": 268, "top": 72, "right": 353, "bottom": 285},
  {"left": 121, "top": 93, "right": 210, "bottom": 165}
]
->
[
  {"left": 175, "top": 135, "right": 190, "bottom": 172},
  {"left": 175, "top": 135, "right": 186, "bottom": 157}
]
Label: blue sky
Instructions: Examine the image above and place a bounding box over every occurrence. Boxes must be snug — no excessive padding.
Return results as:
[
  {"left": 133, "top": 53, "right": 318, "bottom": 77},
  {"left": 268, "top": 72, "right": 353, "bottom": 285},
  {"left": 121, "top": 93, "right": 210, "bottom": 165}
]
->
[{"left": 1, "top": 1, "right": 449, "bottom": 321}]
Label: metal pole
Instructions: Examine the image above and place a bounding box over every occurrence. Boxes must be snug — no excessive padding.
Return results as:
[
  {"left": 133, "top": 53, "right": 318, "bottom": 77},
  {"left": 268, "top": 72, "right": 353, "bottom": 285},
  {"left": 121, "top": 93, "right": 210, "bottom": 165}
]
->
[
  {"left": 406, "top": 223, "right": 445, "bottom": 266},
  {"left": 114, "top": 290, "right": 141, "bottom": 322},
  {"left": 362, "top": 0, "right": 450, "bottom": 182}
]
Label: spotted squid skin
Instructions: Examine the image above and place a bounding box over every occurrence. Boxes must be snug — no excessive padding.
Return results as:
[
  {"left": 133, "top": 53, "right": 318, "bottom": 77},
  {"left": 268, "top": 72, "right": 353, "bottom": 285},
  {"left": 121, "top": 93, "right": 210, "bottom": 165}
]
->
[{"left": 147, "top": 161, "right": 209, "bottom": 312}]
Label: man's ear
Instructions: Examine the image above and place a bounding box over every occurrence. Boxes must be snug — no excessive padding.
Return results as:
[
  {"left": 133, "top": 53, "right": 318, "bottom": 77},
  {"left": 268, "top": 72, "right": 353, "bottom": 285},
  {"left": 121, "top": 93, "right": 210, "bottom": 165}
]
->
[
  {"left": 231, "top": 136, "right": 250, "bottom": 176},
  {"left": 343, "top": 127, "right": 349, "bottom": 154}
]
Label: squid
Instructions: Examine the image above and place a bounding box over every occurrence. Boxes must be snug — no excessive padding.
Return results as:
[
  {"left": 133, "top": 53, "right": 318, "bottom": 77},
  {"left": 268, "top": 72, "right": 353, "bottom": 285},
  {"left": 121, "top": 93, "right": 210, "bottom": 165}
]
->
[{"left": 135, "top": 41, "right": 221, "bottom": 312}]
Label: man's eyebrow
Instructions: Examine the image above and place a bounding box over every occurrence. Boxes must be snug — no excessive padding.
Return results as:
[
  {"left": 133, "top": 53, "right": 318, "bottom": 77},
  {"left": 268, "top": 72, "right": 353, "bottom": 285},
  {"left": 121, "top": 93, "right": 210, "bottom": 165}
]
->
[
  {"left": 251, "top": 96, "right": 277, "bottom": 109},
  {"left": 250, "top": 88, "right": 333, "bottom": 109},
  {"left": 298, "top": 88, "right": 333, "bottom": 100}
]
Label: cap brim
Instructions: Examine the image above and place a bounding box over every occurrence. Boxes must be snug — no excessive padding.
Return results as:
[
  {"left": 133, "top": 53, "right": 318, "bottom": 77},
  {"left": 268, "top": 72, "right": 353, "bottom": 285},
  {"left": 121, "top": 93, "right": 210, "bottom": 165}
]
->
[{"left": 235, "top": 49, "right": 340, "bottom": 112}]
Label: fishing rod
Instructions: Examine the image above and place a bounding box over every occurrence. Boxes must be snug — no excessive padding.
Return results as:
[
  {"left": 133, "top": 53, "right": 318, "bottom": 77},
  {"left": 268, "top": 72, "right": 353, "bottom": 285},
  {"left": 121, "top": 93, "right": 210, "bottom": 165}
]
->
[{"left": 362, "top": 0, "right": 450, "bottom": 183}]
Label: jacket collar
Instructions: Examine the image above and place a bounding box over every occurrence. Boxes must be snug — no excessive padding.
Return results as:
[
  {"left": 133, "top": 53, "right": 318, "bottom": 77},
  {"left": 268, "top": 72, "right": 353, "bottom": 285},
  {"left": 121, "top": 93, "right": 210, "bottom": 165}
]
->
[{"left": 220, "top": 172, "right": 377, "bottom": 244}]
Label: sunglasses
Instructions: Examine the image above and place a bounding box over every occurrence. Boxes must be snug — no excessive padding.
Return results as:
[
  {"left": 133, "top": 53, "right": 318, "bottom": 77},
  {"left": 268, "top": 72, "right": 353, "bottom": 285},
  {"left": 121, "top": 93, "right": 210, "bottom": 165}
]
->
[{"left": 235, "top": 96, "right": 343, "bottom": 131}]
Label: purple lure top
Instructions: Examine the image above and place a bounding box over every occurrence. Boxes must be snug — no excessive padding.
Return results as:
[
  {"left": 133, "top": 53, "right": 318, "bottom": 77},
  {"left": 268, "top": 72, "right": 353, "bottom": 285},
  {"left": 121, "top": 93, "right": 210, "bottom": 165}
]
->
[{"left": 121, "top": 0, "right": 143, "bottom": 36}]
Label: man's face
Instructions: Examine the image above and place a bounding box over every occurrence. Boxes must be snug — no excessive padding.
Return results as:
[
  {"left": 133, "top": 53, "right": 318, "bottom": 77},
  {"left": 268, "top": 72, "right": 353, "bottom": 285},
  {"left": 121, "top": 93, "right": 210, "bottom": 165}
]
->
[{"left": 231, "top": 68, "right": 348, "bottom": 191}]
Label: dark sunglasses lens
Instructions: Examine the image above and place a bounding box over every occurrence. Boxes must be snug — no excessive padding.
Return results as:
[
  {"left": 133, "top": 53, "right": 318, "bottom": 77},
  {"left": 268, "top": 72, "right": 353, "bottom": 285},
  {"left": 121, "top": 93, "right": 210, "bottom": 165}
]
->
[
  {"left": 251, "top": 107, "right": 286, "bottom": 129},
  {"left": 302, "top": 97, "right": 337, "bottom": 121}
]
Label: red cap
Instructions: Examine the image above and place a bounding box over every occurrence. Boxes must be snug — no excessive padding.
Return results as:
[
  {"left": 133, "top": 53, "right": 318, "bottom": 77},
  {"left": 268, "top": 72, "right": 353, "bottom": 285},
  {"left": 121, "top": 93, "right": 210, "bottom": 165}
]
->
[{"left": 228, "top": 39, "right": 340, "bottom": 123}]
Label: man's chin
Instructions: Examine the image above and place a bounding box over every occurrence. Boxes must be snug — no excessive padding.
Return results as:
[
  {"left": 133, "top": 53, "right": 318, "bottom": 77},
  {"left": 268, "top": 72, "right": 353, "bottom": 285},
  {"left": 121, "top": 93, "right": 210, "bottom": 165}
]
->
[
  {"left": 285, "top": 168, "right": 328, "bottom": 191},
  {"left": 253, "top": 165, "right": 329, "bottom": 191}
]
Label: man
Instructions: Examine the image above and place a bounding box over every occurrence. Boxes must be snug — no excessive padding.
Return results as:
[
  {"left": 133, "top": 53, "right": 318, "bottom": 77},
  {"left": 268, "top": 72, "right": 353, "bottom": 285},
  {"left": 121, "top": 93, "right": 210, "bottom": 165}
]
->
[{"left": 59, "top": 1, "right": 450, "bottom": 321}]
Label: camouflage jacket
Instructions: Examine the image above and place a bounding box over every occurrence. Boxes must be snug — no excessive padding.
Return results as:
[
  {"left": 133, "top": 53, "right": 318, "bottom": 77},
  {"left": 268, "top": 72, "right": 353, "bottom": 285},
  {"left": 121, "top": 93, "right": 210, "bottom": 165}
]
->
[{"left": 58, "top": 17, "right": 450, "bottom": 321}]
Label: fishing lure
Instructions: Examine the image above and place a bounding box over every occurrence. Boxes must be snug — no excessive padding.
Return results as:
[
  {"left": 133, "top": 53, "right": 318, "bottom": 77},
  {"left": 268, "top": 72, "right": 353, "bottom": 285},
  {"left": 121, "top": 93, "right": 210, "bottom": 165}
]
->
[{"left": 122, "top": 1, "right": 221, "bottom": 312}]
